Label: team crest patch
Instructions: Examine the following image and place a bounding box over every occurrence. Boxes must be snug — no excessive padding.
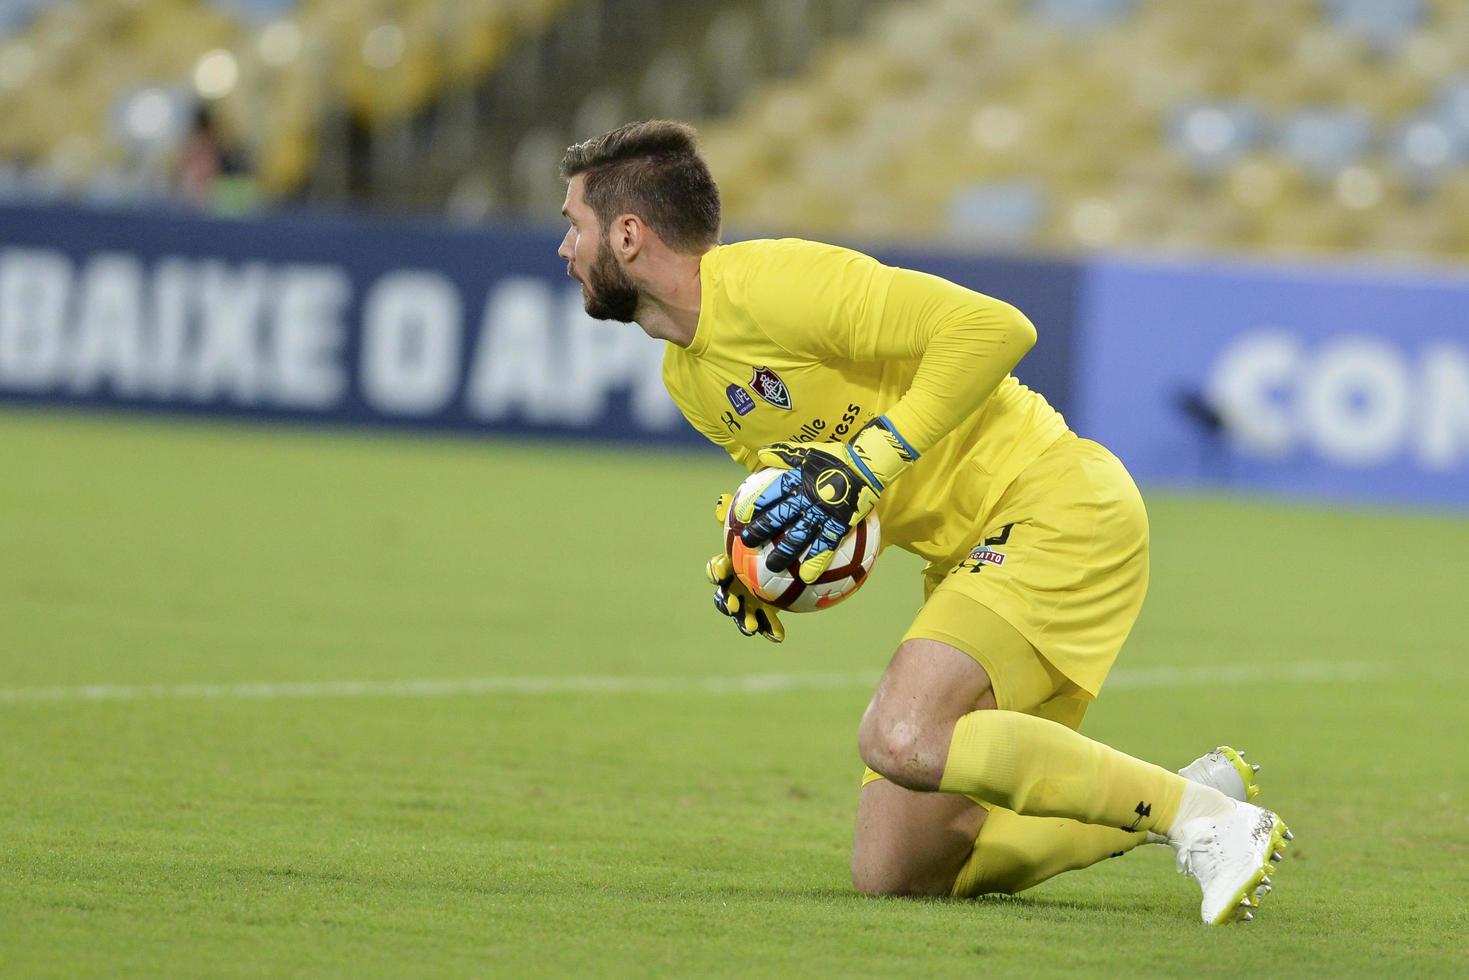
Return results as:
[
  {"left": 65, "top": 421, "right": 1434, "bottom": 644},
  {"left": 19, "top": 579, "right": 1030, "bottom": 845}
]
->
[
  {"left": 749, "top": 366, "right": 792, "bottom": 410},
  {"left": 725, "top": 384, "right": 756, "bottom": 416}
]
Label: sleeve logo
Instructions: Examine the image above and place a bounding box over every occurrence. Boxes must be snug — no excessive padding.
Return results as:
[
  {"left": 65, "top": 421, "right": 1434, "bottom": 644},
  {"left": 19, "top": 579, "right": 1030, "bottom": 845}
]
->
[
  {"left": 749, "top": 366, "right": 793, "bottom": 410},
  {"left": 725, "top": 383, "right": 757, "bottom": 416}
]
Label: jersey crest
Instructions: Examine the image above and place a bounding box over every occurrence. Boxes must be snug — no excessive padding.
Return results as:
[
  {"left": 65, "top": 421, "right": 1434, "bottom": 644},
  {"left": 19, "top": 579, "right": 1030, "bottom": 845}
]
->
[{"left": 749, "top": 366, "right": 793, "bottom": 410}]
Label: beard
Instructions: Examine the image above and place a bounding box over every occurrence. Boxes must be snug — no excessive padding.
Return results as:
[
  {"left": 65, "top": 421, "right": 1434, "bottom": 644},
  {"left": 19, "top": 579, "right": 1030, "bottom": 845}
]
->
[{"left": 581, "top": 240, "right": 641, "bottom": 323}]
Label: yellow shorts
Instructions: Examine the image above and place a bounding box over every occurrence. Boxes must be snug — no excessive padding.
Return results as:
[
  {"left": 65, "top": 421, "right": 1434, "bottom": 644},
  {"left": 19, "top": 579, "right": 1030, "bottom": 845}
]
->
[
  {"left": 861, "top": 434, "right": 1148, "bottom": 789},
  {"left": 910, "top": 431, "right": 1149, "bottom": 704}
]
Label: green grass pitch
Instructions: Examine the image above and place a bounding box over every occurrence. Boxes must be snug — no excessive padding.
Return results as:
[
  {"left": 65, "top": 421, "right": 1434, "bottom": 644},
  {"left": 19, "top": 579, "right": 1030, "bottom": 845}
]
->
[{"left": 1, "top": 409, "right": 1465, "bottom": 977}]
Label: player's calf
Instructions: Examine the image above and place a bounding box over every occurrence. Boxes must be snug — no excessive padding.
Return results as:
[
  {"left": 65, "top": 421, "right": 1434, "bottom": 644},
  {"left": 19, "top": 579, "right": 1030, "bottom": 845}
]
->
[{"left": 851, "top": 780, "right": 985, "bottom": 897}]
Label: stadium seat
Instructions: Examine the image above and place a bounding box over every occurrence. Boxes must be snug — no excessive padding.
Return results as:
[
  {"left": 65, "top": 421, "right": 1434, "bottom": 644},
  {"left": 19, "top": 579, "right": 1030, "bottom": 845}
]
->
[
  {"left": 1436, "top": 75, "right": 1469, "bottom": 137},
  {"left": 948, "top": 181, "right": 1048, "bottom": 246},
  {"left": 209, "top": 0, "right": 301, "bottom": 24},
  {"left": 1276, "top": 107, "right": 1375, "bottom": 179},
  {"left": 1388, "top": 114, "right": 1467, "bottom": 187},
  {"left": 1031, "top": 0, "right": 1137, "bottom": 33},
  {"left": 1325, "top": 0, "right": 1426, "bottom": 50},
  {"left": 1169, "top": 102, "right": 1264, "bottom": 174}
]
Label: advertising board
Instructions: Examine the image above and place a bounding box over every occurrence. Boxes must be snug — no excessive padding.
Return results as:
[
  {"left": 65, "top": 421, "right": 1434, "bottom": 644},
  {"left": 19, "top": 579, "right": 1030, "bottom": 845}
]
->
[{"left": 1076, "top": 258, "right": 1469, "bottom": 507}]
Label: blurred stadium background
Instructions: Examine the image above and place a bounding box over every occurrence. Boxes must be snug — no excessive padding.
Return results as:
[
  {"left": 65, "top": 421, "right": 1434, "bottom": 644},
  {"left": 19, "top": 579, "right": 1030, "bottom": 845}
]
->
[
  {"left": 2, "top": 0, "right": 1467, "bottom": 975},
  {"left": 4, "top": 0, "right": 1469, "bottom": 255}
]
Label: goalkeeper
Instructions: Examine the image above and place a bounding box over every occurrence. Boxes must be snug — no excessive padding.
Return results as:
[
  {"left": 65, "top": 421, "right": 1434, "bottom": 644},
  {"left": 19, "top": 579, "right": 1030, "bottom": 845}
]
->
[{"left": 556, "top": 121, "right": 1290, "bottom": 925}]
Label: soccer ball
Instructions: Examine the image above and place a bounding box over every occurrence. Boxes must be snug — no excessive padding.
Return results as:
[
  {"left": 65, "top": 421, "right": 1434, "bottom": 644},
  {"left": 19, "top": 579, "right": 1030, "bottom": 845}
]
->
[{"left": 722, "top": 467, "right": 880, "bottom": 612}]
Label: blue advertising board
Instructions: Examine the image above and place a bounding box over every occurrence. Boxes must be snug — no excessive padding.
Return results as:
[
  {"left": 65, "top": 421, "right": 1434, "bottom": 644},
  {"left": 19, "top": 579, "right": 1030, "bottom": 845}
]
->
[
  {"left": 0, "top": 204, "right": 699, "bottom": 446},
  {"left": 1075, "top": 257, "right": 1469, "bottom": 508},
  {"left": 0, "top": 204, "right": 1079, "bottom": 447}
]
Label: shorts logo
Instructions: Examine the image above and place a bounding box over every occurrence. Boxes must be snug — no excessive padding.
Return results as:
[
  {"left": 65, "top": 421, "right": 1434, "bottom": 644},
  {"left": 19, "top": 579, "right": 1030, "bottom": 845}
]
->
[
  {"left": 749, "top": 367, "right": 793, "bottom": 410},
  {"left": 726, "top": 384, "right": 756, "bottom": 416},
  {"left": 955, "top": 524, "right": 1014, "bottom": 575},
  {"left": 968, "top": 546, "right": 1006, "bottom": 567}
]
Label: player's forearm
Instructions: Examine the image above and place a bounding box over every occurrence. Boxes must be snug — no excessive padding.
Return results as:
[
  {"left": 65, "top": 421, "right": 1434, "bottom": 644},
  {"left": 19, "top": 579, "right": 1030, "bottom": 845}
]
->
[{"left": 875, "top": 270, "right": 1037, "bottom": 454}]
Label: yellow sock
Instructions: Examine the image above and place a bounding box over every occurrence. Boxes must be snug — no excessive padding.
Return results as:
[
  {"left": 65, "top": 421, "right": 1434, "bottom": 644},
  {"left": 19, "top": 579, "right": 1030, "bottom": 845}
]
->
[
  {"left": 951, "top": 805, "right": 1147, "bottom": 897},
  {"left": 938, "top": 709, "right": 1189, "bottom": 834}
]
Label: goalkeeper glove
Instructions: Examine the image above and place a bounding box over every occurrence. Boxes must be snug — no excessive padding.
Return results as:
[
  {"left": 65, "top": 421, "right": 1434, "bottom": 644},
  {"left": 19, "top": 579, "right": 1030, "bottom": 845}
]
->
[
  {"left": 738, "top": 416, "right": 917, "bottom": 584},
  {"left": 707, "top": 493, "right": 785, "bottom": 642}
]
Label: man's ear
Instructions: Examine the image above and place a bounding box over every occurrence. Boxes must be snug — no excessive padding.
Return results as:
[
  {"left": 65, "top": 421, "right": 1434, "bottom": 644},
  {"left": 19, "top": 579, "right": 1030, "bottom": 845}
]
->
[{"left": 612, "top": 213, "right": 645, "bottom": 260}]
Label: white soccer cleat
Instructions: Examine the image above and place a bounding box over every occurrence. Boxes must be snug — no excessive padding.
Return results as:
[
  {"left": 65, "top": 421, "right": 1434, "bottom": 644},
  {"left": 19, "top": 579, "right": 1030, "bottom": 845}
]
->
[
  {"left": 1145, "top": 746, "right": 1263, "bottom": 845},
  {"left": 1172, "top": 800, "right": 1292, "bottom": 926},
  {"left": 1178, "top": 745, "right": 1260, "bottom": 802}
]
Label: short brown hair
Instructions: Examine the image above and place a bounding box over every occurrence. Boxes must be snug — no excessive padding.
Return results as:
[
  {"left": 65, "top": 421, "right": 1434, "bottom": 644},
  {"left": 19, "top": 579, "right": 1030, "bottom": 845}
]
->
[{"left": 560, "top": 120, "right": 721, "bottom": 253}]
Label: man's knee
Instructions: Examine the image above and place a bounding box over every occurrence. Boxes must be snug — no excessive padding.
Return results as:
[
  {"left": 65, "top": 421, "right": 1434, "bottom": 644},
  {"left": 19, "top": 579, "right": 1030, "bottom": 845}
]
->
[
  {"left": 858, "top": 638, "right": 999, "bottom": 790},
  {"left": 851, "top": 858, "right": 953, "bottom": 898},
  {"left": 857, "top": 714, "right": 948, "bottom": 792}
]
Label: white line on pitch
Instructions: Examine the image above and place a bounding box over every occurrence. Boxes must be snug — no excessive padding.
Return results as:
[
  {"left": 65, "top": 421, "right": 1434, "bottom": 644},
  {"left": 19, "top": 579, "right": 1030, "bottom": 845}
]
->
[{"left": 0, "top": 660, "right": 1379, "bottom": 705}]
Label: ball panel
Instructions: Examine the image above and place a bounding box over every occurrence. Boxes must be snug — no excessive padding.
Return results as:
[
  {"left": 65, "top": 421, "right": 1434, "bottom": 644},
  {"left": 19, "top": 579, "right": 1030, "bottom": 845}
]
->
[{"left": 733, "top": 540, "right": 765, "bottom": 598}]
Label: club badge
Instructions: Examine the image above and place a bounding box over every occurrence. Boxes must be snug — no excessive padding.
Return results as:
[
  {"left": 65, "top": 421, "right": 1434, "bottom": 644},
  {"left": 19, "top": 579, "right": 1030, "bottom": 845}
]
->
[
  {"left": 748, "top": 366, "right": 792, "bottom": 411},
  {"left": 725, "top": 384, "right": 756, "bottom": 416}
]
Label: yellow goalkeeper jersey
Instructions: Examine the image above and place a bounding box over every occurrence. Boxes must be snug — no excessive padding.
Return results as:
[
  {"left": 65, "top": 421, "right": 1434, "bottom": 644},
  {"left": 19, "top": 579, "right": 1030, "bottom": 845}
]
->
[{"left": 662, "top": 238, "right": 1070, "bottom": 568}]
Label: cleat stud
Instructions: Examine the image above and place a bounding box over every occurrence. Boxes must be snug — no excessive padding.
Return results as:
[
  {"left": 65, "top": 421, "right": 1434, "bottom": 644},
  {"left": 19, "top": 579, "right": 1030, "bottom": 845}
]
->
[
  {"left": 1272, "top": 850, "right": 1284, "bottom": 862},
  {"left": 1251, "top": 764, "right": 1261, "bottom": 772},
  {"left": 1283, "top": 829, "right": 1294, "bottom": 841},
  {"left": 1262, "top": 876, "right": 1272, "bottom": 886},
  {"left": 1242, "top": 911, "right": 1254, "bottom": 922},
  {"left": 1240, "top": 896, "right": 1253, "bottom": 907}
]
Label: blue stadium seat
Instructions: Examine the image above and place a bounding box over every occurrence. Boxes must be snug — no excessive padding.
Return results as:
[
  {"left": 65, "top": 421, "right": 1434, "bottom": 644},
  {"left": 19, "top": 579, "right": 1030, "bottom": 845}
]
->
[
  {"left": 1169, "top": 102, "right": 1261, "bottom": 174},
  {"left": 1436, "top": 75, "right": 1469, "bottom": 138},
  {"left": 948, "top": 181, "right": 1047, "bottom": 245},
  {"left": 108, "top": 86, "right": 192, "bottom": 150},
  {"left": 0, "top": 0, "right": 56, "bottom": 35},
  {"left": 1388, "top": 114, "right": 1466, "bottom": 186},
  {"left": 0, "top": 162, "right": 22, "bottom": 200},
  {"left": 1324, "top": 0, "right": 1424, "bottom": 50},
  {"left": 1276, "top": 107, "right": 1373, "bottom": 177},
  {"left": 12, "top": 163, "right": 65, "bottom": 201},
  {"left": 208, "top": 0, "right": 299, "bottom": 25},
  {"left": 1031, "top": 0, "right": 1136, "bottom": 32}
]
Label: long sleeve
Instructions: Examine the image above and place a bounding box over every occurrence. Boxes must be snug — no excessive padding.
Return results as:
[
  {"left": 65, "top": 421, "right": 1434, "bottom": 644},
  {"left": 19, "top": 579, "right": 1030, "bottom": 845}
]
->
[
  {"left": 728, "top": 241, "right": 1037, "bottom": 456},
  {"left": 851, "top": 267, "right": 1036, "bottom": 454}
]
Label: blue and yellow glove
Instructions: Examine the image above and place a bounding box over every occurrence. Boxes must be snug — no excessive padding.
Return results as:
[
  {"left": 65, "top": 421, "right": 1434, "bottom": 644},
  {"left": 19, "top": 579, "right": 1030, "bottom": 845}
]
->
[
  {"left": 707, "top": 493, "right": 785, "bottom": 642},
  {"left": 738, "top": 416, "right": 918, "bottom": 583}
]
